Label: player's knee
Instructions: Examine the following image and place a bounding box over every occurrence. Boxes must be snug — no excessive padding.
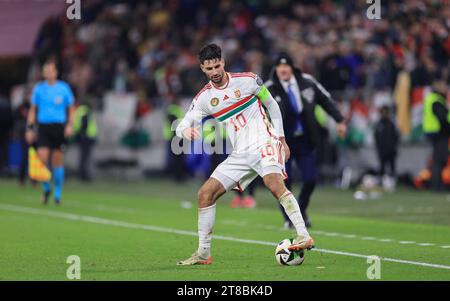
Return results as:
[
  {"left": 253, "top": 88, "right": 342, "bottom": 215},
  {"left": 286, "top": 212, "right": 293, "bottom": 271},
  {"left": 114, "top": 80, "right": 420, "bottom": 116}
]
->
[
  {"left": 37, "top": 150, "right": 49, "bottom": 164},
  {"left": 263, "top": 174, "right": 285, "bottom": 198},
  {"left": 197, "top": 187, "right": 214, "bottom": 207}
]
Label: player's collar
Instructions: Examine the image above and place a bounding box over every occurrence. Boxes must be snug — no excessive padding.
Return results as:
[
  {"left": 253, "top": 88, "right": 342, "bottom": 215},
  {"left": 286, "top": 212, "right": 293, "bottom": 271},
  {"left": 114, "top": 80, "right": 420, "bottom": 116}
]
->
[
  {"left": 211, "top": 72, "right": 230, "bottom": 90},
  {"left": 45, "top": 80, "right": 58, "bottom": 86}
]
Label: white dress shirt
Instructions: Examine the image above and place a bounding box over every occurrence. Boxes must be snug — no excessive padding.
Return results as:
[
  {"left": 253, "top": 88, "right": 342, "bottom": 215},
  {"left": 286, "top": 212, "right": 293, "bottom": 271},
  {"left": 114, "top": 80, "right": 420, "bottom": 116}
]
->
[{"left": 280, "top": 76, "right": 302, "bottom": 113}]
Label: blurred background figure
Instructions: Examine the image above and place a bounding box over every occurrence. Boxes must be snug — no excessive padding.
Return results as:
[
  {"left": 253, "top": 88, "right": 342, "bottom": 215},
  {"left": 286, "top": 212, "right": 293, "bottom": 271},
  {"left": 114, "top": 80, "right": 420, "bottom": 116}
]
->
[
  {"left": 163, "top": 99, "right": 187, "bottom": 182},
  {"left": 12, "top": 87, "right": 34, "bottom": 186},
  {"left": 374, "top": 105, "right": 399, "bottom": 179},
  {"left": 422, "top": 73, "right": 450, "bottom": 191},
  {"left": 73, "top": 101, "right": 97, "bottom": 182},
  {"left": 266, "top": 53, "right": 346, "bottom": 229},
  {"left": 0, "top": 94, "right": 13, "bottom": 177}
]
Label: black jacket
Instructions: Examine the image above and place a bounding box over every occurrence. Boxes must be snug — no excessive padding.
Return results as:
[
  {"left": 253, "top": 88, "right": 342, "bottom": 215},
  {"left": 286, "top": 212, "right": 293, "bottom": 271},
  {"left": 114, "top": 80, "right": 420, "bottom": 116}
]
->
[
  {"left": 431, "top": 90, "right": 450, "bottom": 137},
  {"left": 374, "top": 117, "right": 399, "bottom": 158},
  {"left": 0, "top": 99, "right": 13, "bottom": 142},
  {"left": 266, "top": 68, "right": 344, "bottom": 148}
]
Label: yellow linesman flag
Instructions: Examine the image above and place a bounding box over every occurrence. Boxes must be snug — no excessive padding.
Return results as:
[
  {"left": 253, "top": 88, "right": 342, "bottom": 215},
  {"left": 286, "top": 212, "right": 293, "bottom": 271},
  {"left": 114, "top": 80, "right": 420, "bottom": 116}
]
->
[{"left": 28, "top": 147, "right": 52, "bottom": 182}]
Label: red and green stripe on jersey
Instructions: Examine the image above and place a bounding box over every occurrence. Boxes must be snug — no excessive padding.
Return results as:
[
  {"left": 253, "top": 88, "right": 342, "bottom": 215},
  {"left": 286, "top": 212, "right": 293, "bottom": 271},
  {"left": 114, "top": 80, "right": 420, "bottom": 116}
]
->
[
  {"left": 210, "top": 84, "right": 270, "bottom": 122},
  {"left": 212, "top": 95, "right": 258, "bottom": 122}
]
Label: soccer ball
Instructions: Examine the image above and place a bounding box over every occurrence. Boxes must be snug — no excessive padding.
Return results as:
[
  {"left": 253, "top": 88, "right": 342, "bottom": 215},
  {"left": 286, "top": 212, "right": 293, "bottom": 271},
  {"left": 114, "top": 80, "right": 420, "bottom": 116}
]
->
[{"left": 275, "top": 238, "right": 306, "bottom": 266}]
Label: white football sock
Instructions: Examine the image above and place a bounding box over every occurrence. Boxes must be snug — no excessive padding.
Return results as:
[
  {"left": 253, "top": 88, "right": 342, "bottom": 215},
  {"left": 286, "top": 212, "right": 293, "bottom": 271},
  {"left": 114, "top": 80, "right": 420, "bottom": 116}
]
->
[
  {"left": 197, "top": 203, "right": 216, "bottom": 258},
  {"left": 279, "top": 191, "right": 309, "bottom": 237}
]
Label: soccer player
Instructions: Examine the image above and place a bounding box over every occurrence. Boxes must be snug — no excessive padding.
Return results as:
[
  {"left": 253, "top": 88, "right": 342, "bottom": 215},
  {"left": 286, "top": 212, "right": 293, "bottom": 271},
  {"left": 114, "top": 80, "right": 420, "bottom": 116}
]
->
[
  {"left": 26, "top": 60, "right": 75, "bottom": 205},
  {"left": 176, "top": 44, "right": 314, "bottom": 265}
]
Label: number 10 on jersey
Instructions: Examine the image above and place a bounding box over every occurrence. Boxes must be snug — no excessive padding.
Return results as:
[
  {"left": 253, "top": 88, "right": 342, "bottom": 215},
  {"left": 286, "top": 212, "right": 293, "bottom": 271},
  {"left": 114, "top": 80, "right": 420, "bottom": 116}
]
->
[{"left": 230, "top": 113, "right": 247, "bottom": 131}]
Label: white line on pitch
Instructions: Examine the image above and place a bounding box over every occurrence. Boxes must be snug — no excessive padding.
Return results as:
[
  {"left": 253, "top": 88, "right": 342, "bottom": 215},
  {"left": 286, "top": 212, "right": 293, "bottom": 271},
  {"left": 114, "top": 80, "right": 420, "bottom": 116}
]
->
[
  {"left": 221, "top": 219, "right": 450, "bottom": 250},
  {"left": 1, "top": 203, "right": 450, "bottom": 271}
]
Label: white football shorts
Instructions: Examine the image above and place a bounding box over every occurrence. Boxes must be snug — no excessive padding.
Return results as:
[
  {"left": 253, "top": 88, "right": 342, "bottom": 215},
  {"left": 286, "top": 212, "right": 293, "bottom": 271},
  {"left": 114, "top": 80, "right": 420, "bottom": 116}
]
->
[{"left": 211, "top": 138, "right": 288, "bottom": 192}]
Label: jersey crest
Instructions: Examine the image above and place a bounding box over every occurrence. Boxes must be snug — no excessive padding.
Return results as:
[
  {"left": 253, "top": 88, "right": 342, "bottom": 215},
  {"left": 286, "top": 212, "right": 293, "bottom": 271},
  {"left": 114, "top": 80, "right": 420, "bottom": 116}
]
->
[{"left": 211, "top": 97, "right": 219, "bottom": 107}]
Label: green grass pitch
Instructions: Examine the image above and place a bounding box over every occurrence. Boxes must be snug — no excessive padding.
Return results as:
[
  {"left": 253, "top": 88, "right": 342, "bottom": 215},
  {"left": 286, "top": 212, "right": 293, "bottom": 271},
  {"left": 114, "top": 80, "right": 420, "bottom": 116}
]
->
[{"left": 1, "top": 178, "right": 450, "bottom": 280}]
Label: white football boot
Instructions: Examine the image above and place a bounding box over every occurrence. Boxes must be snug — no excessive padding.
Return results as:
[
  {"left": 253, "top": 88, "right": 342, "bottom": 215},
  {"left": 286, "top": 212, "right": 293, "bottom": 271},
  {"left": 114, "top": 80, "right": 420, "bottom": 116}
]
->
[
  {"left": 176, "top": 251, "right": 213, "bottom": 266},
  {"left": 288, "top": 234, "right": 315, "bottom": 251}
]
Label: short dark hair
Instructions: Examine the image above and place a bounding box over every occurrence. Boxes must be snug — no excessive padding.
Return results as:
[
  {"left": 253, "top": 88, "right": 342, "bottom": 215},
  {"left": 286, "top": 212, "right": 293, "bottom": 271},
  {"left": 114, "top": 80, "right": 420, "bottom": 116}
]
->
[
  {"left": 43, "top": 58, "right": 58, "bottom": 70},
  {"left": 380, "top": 105, "right": 389, "bottom": 114},
  {"left": 198, "top": 44, "right": 221, "bottom": 64}
]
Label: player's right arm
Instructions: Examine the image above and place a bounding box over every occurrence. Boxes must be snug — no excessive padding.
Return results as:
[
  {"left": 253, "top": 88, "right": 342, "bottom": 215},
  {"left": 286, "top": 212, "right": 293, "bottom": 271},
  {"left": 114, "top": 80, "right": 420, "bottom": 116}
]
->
[{"left": 175, "top": 97, "right": 209, "bottom": 140}]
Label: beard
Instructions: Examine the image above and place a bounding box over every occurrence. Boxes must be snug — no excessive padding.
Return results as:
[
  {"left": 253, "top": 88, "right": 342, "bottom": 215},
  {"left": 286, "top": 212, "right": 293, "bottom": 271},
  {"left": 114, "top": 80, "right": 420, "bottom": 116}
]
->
[{"left": 210, "top": 73, "right": 223, "bottom": 83}]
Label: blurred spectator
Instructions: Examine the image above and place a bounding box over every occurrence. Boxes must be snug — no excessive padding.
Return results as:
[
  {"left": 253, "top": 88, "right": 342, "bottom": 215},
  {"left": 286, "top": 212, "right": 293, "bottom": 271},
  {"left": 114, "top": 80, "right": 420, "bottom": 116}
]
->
[
  {"left": 422, "top": 73, "right": 450, "bottom": 191},
  {"left": 318, "top": 42, "right": 349, "bottom": 92},
  {"left": 0, "top": 95, "right": 13, "bottom": 176},
  {"left": 12, "top": 88, "right": 33, "bottom": 185},
  {"left": 374, "top": 105, "right": 400, "bottom": 178},
  {"left": 30, "top": 0, "right": 449, "bottom": 110},
  {"left": 163, "top": 99, "right": 187, "bottom": 181},
  {"left": 73, "top": 101, "right": 98, "bottom": 182}
]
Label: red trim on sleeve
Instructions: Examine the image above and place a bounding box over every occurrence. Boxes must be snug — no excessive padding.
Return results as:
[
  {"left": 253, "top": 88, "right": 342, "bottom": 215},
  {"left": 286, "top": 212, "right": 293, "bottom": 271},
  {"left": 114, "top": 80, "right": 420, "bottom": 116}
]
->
[
  {"left": 230, "top": 72, "right": 256, "bottom": 79},
  {"left": 194, "top": 83, "right": 212, "bottom": 100}
]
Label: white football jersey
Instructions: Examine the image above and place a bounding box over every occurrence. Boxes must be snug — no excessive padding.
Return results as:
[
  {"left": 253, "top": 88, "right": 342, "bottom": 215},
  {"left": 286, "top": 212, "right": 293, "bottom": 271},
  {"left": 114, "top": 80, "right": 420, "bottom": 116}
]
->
[{"left": 178, "top": 72, "right": 279, "bottom": 153}]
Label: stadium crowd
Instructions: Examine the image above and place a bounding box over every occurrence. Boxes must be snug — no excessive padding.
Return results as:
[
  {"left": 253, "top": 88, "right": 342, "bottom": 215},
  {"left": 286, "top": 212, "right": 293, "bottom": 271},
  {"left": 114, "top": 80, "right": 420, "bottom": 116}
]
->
[
  {"left": 29, "top": 0, "right": 449, "bottom": 113},
  {"left": 1, "top": 0, "right": 450, "bottom": 183}
]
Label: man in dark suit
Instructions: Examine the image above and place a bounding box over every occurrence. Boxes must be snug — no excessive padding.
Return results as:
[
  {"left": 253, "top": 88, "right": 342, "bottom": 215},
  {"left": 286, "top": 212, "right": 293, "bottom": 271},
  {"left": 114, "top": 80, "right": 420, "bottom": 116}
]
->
[{"left": 266, "top": 53, "right": 347, "bottom": 228}]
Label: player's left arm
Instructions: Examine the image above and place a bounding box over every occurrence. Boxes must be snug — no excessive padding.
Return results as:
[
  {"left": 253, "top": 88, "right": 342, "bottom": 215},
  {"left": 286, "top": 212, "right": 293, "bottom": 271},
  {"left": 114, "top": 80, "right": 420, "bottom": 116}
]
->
[
  {"left": 257, "top": 84, "right": 285, "bottom": 138},
  {"left": 255, "top": 78, "right": 290, "bottom": 161}
]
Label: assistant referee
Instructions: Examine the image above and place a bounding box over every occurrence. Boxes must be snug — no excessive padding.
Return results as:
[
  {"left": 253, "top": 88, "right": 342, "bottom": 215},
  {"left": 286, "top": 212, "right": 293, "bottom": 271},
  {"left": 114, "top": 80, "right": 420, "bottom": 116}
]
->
[{"left": 26, "top": 60, "right": 75, "bottom": 205}]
